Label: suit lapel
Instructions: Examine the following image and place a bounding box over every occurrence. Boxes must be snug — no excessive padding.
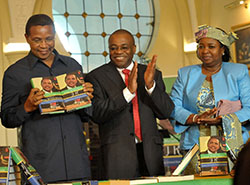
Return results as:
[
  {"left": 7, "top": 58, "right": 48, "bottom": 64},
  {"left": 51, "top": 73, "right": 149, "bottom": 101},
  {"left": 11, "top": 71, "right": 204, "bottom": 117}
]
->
[
  {"left": 106, "top": 62, "right": 126, "bottom": 90},
  {"left": 105, "top": 62, "right": 146, "bottom": 96}
]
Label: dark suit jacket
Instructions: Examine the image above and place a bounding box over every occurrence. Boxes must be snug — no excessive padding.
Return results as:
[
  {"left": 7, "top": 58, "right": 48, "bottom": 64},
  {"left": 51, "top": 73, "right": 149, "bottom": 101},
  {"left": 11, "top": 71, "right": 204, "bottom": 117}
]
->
[{"left": 85, "top": 62, "right": 174, "bottom": 179}]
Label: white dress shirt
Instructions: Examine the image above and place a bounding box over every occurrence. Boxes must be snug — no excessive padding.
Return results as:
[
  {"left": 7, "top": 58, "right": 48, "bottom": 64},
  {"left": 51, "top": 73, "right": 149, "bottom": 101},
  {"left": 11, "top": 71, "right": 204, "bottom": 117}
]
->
[{"left": 116, "top": 62, "right": 155, "bottom": 103}]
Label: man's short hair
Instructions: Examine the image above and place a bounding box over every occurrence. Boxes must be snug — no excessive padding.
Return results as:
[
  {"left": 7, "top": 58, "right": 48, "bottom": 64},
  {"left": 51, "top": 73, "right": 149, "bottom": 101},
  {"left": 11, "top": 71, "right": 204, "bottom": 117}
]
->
[
  {"left": 65, "top": 72, "right": 77, "bottom": 81},
  {"left": 41, "top": 77, "right": 52, "bottom": 84},
  {"left": 109, "top": 29, "right": 135, "bottom": 45},
  {"left": 25, "top": 14, "right": 55, "bottom": 36},
  {"left": 208, "top": 136, "right": 221, "bottom": 143}
]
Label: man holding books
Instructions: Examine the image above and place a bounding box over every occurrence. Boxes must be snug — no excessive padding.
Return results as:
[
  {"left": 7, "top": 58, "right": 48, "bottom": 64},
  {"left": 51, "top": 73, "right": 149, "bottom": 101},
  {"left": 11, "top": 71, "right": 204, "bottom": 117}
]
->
[
  {"left": 85, "top": 29, "right": 174, "bottom": 179},
  {"left": 1, "top": 14, "right": 93, "bottom": 183}
]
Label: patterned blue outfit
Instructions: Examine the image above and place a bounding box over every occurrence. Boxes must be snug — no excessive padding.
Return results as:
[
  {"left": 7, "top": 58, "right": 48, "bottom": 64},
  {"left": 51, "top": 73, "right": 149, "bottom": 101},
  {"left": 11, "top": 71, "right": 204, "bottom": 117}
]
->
[{"left": 170, "top": 62, "right": 250, "bottom": 151}]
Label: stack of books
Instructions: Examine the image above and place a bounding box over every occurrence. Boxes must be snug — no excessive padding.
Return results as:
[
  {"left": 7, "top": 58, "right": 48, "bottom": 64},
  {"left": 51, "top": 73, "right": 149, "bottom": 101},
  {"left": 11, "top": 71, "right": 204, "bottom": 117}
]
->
[{"left": 163, "top": 134, "right": 183, "bottom": 175}]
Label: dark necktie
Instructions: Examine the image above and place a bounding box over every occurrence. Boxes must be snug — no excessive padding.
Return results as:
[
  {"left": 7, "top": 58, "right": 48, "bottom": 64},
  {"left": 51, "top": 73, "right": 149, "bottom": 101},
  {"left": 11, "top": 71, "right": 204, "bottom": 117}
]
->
[{"left": 122, "top": 69, "right": 142, "bottom": 141}]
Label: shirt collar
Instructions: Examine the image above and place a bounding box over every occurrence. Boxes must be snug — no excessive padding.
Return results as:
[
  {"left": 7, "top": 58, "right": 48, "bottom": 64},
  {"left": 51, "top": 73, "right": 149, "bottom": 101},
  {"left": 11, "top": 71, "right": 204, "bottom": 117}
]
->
[
  {"left": 27, "top": 49, "right": 68, "bottom": 69},
  {"left": 208, "top": 150, "right": 217, "bottom": 154},
  {"left": 43, "top": 89, "right": 52, "bottom": 94},
  {"left": 66, "top": 86, "right": 74, "bottom": 89},
  {"left": 116, "top": 61, "right": 134, "bottom": 73}
]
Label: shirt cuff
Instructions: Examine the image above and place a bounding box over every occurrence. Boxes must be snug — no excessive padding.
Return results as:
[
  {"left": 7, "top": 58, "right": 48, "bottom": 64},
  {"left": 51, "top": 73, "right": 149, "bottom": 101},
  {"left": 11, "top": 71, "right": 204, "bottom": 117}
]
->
[
  {"left": 123, "top": 87, "right": 136, "bottom": 103},
  {"left": 145, "top": 81, "right": 156, "bottom": 95}
]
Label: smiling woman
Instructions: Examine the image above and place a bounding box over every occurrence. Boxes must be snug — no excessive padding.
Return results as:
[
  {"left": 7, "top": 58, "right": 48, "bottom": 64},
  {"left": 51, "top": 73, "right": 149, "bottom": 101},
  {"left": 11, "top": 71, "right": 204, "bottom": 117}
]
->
[
  {"left": 52, "top": 0, "right": 155, "bottom": 73},
  {"left": 170, "top": 25, "right": 250, "bottom": 175}
]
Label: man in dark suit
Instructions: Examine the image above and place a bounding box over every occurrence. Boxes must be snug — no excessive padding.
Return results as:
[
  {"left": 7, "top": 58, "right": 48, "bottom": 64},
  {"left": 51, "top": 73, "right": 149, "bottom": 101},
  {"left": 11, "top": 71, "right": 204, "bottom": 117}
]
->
[{"left": 85, "top": 29, "right": 174, "bottom": 179}]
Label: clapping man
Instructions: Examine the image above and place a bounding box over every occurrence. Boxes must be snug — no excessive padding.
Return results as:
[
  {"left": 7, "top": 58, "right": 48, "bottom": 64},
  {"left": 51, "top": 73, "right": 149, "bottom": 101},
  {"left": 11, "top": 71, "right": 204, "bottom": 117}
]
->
[{"left": 86, "top": 29, "right": 174, "bottom": 179}]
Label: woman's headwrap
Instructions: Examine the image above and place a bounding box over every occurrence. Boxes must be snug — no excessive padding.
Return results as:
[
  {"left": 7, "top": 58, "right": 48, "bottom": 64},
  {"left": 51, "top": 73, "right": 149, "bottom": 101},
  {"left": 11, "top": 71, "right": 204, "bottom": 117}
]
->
[{"left": 195, "top": 25, "right": 238, "bottom": 47}]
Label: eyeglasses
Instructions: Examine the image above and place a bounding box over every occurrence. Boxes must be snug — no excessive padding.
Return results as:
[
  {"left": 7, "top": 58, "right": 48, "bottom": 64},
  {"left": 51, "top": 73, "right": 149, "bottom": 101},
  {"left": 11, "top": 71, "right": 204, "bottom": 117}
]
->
[{"left": 30, "top": 37, "right": 55, "bottom": 45}]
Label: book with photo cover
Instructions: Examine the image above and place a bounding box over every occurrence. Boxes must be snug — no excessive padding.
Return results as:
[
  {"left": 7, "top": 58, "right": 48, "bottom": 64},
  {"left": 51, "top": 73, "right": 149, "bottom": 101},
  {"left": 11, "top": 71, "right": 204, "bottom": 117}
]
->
[
  {"left": 172, "top": 144, "right": 199, "bottom": 175},
  {"left": 30, "top": 70, "right": 91, "bottom": 115},
  {"left": 199, "top": 136, "right": 229, "bottom": 176}
]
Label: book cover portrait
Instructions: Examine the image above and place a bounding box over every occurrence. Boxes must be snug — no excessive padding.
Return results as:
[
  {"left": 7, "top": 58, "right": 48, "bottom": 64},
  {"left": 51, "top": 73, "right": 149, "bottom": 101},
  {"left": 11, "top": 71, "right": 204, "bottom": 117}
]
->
[
  {"left": 57, "top": 71, "right": 92, "bottom": 112},
  {"left": 30, "top": 70, "right": 91, "bottom": 115},
  {"left": 199, "top": 136, "right": 229, "bottom": 176},
  {"left": 31, "top": 76, "right": 64, "bottom": 114}
]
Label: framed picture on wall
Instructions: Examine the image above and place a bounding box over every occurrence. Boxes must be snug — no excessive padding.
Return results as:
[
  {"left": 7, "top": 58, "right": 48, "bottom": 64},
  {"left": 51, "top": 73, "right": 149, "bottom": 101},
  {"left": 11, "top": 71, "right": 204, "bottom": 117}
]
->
[{"left": 232, "top": 22, "right": 250, "bottom": 66}]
